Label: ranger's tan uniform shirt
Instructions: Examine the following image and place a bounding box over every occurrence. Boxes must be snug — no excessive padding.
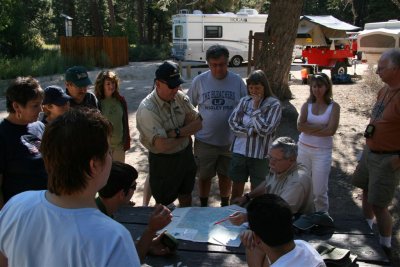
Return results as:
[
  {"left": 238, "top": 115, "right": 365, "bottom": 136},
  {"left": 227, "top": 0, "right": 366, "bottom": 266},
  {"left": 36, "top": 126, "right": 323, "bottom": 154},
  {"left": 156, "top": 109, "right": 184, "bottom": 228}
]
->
[
  {"left": 265, "top": 163, "right": 314, "bottom": 215},
  {"left": 136, "top": 89, "right": 198, "bottom": 154}
]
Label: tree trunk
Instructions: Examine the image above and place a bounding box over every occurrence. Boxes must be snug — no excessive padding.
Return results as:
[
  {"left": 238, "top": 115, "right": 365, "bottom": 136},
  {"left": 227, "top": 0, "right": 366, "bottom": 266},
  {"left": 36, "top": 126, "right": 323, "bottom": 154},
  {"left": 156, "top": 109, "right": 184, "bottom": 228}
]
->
[
  {"left": 256, "top": 0, "right": 304, "bottom": 101},
  {"left": 90, "top": 0, "right": 104, "bottom": 36},
  {"left": 137, "top": 0, "right": 145, "bottom": 44},
  {"left": 351, "top": 0, "right": 368, "bottom": 27},
  {"left": 147, "top": 1, "right": 154, "bottom": 45},
  {"left": 107, "top": 0, "right": 116, "bottom": 28}
]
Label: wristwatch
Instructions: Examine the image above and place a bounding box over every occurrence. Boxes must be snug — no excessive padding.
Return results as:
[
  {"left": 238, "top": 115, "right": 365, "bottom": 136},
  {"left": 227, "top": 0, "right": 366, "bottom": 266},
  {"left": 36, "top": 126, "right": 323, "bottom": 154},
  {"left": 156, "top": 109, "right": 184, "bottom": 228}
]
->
[{"left": 174, "top": 128, "right": 180, "bottom": 138}]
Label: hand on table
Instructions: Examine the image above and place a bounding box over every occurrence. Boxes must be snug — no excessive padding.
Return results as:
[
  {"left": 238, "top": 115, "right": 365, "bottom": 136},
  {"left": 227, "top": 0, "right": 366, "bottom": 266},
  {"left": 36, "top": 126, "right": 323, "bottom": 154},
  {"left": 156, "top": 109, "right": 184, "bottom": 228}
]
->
[
  {"left": 229, "top": 211, "right": 247, "bottom": 226},
  {"left": 148, "top": 232, "right": 174, "bottom": 256},
  {"left": 148, "top": 204, "right": 172, "bottom": 232}
]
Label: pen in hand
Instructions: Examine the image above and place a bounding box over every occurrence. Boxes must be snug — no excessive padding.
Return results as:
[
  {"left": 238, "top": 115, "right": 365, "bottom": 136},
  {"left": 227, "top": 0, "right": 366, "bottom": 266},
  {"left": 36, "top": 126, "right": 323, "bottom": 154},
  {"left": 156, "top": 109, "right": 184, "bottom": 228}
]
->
[{"left": 214, "top": 217, "right": 230, "bottom": 225}]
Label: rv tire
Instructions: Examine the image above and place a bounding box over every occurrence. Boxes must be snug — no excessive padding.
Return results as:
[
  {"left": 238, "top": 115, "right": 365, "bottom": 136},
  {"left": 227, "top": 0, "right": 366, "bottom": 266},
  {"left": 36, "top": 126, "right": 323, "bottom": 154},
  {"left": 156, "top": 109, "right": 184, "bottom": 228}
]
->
[{"left": 230, "top": 56, "right": 243, "bottom": 67}]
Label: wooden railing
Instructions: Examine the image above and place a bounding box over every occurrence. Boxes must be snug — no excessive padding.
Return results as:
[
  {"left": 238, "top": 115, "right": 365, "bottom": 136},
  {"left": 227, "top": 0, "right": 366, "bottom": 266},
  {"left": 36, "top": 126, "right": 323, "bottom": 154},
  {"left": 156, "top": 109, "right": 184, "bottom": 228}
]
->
[{"left": 60, "top": 36, "right": 129, "bottom": 67}]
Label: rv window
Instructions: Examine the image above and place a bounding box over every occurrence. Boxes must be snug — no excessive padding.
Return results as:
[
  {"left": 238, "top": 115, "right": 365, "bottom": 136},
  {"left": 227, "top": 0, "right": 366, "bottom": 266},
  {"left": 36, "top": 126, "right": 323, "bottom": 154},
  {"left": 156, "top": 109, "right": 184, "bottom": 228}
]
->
[
  {"left": 205, "top": 26, "right": 222, "bottom": 38},
  {"left": 175, "top": 25, "right": 183, "bottom": 38}
]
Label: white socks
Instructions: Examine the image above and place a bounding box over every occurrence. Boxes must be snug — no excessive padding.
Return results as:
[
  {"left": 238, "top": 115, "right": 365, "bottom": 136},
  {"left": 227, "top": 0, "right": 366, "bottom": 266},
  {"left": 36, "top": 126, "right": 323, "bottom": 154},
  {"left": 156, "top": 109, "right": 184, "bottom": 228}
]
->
[
  {"left": 379, "top": 235, "right": 392, "bottom": 248},
  {"left": 366, "top": 218, "right": 374, "bottom": 230}
]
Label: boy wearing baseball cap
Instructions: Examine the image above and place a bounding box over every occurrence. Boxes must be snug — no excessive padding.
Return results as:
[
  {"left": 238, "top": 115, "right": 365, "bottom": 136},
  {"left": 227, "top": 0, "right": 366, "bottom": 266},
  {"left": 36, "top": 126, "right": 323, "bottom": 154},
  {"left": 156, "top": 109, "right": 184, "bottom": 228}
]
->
[{"left": 41, "top": 85, "right": 72, "bottom": 124}]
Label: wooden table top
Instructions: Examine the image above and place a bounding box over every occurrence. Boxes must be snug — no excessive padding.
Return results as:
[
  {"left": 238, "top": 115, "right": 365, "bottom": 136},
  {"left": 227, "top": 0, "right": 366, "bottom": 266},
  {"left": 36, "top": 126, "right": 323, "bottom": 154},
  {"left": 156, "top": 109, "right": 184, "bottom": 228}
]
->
[{"left": 114, "top": 206, "right": 391, "bottom": 267}]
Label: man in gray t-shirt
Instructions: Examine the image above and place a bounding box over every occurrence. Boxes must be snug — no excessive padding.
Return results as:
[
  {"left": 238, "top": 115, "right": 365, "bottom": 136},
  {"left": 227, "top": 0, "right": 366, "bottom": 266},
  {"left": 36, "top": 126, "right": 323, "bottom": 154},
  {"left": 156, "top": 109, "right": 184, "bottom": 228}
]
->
[{"left": 187, "top": 45, "right": 247, "bottom": 207}]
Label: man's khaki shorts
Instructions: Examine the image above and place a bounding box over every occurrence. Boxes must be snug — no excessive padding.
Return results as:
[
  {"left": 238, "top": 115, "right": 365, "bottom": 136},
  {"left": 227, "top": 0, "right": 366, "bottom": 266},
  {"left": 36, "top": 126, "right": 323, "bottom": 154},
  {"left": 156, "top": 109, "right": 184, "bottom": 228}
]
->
[
  {"left": 194, "top": 139, "right": 231, "bottom": 180},
  {"left": 352, "top": 148, "right": 400, "bottom": 208}
]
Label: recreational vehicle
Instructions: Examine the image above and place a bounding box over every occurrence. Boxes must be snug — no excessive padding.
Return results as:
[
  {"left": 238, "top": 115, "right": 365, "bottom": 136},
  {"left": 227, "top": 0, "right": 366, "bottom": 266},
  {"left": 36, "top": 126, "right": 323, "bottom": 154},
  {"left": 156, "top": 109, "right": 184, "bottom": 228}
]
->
[
  {"left": 171, "top": 8, "right": 268, "bottom": 67},
  {"left": 357, "top": 19, "right": 400, "bottom": 63}
]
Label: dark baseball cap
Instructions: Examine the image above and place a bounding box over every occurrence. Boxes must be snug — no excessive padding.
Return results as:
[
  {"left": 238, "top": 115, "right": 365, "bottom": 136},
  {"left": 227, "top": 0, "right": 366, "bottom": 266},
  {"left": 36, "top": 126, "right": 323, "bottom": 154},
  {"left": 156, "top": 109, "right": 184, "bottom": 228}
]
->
[
  {"left": 65, "top": 66, "right": 92, "bottom": 88},
  {"left": 43, "top": 85, "right": 72, "bottom": 106},
  {"left": 155, "top": 61, "right": 184, "bottom": 89}
]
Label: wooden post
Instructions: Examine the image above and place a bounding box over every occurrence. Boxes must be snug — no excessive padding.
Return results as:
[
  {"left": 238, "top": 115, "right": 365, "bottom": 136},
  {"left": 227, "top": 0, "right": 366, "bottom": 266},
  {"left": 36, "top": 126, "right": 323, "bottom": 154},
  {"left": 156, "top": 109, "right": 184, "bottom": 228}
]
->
[{"left": 247, "top": 30, "right": 253, "bottom": 76}]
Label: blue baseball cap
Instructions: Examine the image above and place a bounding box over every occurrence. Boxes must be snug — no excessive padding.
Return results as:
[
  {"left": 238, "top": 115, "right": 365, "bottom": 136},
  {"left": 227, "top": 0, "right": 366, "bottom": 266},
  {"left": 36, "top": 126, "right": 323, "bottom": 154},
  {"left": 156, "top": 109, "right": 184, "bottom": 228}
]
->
[{"left": 43, "top": 85, "right": 72, "bottom": 106}]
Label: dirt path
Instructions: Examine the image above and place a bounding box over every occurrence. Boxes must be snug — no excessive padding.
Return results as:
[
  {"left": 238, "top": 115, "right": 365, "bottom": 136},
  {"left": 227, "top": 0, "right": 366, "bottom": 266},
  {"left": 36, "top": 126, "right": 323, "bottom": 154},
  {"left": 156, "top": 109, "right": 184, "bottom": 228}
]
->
[{"left": 0, "top": 62, "right": 398, "bottom": 264}]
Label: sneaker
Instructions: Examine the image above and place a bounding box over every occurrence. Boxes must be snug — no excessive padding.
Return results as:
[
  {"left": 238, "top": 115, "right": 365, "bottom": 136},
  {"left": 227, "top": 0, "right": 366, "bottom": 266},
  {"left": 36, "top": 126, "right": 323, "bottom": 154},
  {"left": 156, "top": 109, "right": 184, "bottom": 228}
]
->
[{"left": 381, "top": 245, "right": 392, "bottom": 261}]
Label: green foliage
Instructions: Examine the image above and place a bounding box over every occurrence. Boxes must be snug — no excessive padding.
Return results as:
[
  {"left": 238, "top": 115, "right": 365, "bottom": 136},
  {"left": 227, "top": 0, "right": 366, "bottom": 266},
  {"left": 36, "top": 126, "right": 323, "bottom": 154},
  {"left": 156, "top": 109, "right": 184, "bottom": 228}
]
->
[
  {"left": 0, "top": 0, "right": 52, "bottom": 57},
  {"left": 366, "top": 0, "right": 400, "bottom": 23},
  {"left": 0, "top": 48, "right": 96, "bottom": 80},
  {"left": 129, "top": 44, "right": 171, "bottom": 62}
]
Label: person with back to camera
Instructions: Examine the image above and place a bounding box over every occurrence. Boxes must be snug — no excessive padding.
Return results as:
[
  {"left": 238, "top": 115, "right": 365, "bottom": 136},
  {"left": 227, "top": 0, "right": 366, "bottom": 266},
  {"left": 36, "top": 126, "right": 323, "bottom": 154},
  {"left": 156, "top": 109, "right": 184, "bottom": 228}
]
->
[
  {"left": 65, "top": 66, "right": 99, "bottom": 109},
  {"left": 229, "top": 137, "right": 313, "bottom": 226},
  {"left": 187, "top": 44, "right": 247, "bottom": 207},
  {"left": 136, "top": 61, "right": 202, "bottom": 207},
  {"left": 96, "top": 161, "right": 173, "bottom": 262},
  {"left": 0, "top": 108, "right": 143, "bottom": 266},
  {"left": 352, "top": 48, "right": 400, "bottom": 258},
  {"left": 297, "top": 72, "right": 340, "bottom": 215},
  {"left": 0, "top": 77, "right": 47, "bottom": 209},
  {"left": 242, "top": 194, "right": 326, "bottom": 267},
  {"left": 94, "top": 70, "right": 131, "bottom": 162},
  {"left": 40, "top": 85, "right": 72, "bottom": 124},
  {"left": 228, "top": 69, "right": 282, "bottom": 201}
]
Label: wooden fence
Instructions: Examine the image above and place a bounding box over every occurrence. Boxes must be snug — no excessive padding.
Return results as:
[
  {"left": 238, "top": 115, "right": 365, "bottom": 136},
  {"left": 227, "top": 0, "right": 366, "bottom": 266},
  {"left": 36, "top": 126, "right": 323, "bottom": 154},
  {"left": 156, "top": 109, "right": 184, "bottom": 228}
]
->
[
  {"left": 247, "top": 31, "right": 265, "bottom": 75},
  {"left": 60, "top": 36, "right": 129, "bottom": 68}
]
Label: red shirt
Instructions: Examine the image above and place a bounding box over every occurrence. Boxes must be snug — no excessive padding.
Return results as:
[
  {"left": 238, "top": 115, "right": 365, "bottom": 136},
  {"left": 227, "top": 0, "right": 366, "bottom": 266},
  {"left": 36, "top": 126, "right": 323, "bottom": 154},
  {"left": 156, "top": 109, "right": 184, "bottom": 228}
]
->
[{"left": 366, "top": 86, "right": 400, "bottom": 151}]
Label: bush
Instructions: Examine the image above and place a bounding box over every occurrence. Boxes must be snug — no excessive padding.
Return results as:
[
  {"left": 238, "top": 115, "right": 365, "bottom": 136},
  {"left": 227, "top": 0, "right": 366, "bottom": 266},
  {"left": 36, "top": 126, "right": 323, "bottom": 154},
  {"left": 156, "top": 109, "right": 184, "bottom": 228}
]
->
[
  {"left": 0, "top": 48, "right": 98, "bottom": 81},
  {"left": 129, "top": 43, "right": 171, "bottom": 62}
]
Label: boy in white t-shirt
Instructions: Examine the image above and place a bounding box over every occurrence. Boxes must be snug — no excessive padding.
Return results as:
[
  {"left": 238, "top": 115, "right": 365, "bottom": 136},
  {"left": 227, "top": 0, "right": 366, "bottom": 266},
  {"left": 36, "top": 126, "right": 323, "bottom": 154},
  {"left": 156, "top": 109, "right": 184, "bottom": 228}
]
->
[
  {"left": 242, "top": 194, "right": 326, "bottom": 267},
  {"left": 0, "top": 109, "right": 142, "bottom": 267}
]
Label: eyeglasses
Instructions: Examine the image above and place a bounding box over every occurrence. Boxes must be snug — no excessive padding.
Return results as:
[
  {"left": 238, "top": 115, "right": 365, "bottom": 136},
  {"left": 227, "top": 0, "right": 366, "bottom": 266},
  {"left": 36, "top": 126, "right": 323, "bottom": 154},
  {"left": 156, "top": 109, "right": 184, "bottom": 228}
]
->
[
  {"left": 266, "top": 154, "right": 287, "bottom": 162},
  {"left": 159, "top": 80, "right": 180, "bottom": 90}
]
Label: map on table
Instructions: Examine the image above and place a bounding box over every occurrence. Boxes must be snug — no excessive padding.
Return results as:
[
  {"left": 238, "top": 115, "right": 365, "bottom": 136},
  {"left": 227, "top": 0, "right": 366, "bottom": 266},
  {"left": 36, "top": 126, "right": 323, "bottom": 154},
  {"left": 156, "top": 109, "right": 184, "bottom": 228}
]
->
[{"left": 160, "top": 205, "right": 247, "bottom": 247}]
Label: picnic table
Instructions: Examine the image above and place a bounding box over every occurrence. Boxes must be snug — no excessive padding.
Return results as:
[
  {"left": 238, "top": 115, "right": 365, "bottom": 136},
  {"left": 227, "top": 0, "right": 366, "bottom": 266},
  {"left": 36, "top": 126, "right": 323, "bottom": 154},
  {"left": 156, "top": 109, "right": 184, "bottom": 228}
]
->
[{"left": 114, "top": 206, "right": 391, "bottom": 267}]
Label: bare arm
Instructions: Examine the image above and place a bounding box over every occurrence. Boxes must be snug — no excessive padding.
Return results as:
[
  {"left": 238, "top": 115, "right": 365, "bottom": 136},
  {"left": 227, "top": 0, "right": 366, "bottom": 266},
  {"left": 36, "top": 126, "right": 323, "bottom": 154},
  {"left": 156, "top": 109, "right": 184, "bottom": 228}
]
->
[
  {"left": 310, "top": 102, "right": 340, "bottom": 136},
  {"left": 167, "top": 115, "right": 202, "bottom": 138},
  {"left": 297, "top": 102, "right": 341, "bottom": 136},
  {"left": 232, "top": 180, "right": 267, "bottom": 206},
  {"left": 297, "top": 102, "right": 323, "bottom": 133},
  {"left": 135, "top": 204, "right": 172, "bottom": 262},
  {"left": 0, "top": 252, "right": 7, "bottom": 267},
  {"left": 153, "top": 136, "right": 188, "bottom": 154},
  {"left": 0, "top": 174, "right": 4, "bottom": 210}
]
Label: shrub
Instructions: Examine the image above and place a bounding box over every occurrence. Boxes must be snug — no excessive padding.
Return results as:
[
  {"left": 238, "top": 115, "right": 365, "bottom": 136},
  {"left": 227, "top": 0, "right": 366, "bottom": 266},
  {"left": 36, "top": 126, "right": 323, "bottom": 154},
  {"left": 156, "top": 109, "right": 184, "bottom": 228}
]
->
[
  {"left": 129, "top": 43, "right": 171, "bottom": 62},
  {"left": 0, "top": 49, "right": 98, "bottom": 81}
]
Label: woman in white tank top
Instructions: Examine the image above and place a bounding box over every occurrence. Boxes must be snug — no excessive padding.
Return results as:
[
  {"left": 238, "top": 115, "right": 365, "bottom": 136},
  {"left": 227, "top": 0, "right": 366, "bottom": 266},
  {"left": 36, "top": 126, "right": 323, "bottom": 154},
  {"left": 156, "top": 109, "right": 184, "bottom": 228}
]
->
[{"left": 297, "top": 73, "right": 340, "bottom": 213}]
